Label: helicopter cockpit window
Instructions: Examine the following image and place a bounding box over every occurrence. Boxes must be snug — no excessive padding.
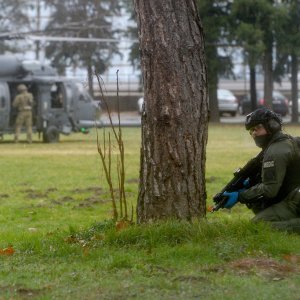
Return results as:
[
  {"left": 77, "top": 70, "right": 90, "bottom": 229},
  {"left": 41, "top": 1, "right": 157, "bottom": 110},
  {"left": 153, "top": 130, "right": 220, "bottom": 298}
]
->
[{"left": 50, "top": 83, "right": 64, "bottom": 108}]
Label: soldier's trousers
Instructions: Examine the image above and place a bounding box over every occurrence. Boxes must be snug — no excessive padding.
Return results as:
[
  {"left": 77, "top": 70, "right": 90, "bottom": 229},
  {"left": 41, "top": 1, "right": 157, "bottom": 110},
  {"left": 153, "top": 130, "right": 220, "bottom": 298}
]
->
[
  {"left": 15, "top": 110, "right": 32, "bottom": 143},
  {"left": 252, "top": 188, "right": 300, "bottom": 234}
]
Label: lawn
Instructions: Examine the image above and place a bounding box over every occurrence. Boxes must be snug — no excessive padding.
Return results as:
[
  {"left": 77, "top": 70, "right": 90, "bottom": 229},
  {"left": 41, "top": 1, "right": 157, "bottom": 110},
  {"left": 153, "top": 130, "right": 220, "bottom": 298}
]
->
[{"left": 0, "top": 124, "right": 299, "bottom": 299}]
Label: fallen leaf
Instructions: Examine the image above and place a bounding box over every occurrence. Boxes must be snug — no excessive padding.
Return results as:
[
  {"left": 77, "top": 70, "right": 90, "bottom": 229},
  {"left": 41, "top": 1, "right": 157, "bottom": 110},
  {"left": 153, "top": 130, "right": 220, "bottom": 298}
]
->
[
  {"left": 64, "top": 235, "right": 77, "bottom": 244},
  {"left": 0, "top": 246, "right": 15, "bottom": 255},
  {"left": 282, "top": 254, "right": 300, "bottom": 264},
  {"left": 115, "top": 220, "right": 131, "bottom": 231}
]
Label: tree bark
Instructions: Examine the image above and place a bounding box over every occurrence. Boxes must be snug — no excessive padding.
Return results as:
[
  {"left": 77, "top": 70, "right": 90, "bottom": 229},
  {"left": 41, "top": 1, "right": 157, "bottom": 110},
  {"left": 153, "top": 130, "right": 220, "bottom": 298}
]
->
[
  {"left": 87, "top": 63, "right": 94, "bottom": 98},
  {"left": 249, "top": 65, "right": 257, "bottom": 112},
  {"left": 207, "top": 45, "right": 220, "bottom": 122},
  {"left": 208, "top": 84, "right": 218, "bottom": 122},
  {"left": 291, "top": 52, "right": 299, "bottom": 123},
  {"left": 134, "top": 0, "right": 208, "bottom": 223},
  {"left": 263, "top": 42, "right": 273, "bottom": 109}
]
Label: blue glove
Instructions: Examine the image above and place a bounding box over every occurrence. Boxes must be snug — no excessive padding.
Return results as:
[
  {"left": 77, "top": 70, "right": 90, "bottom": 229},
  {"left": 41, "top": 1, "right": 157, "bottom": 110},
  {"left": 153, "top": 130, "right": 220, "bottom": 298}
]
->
[
  {"left": 237, "top": 178, "right": 250, "bottom": 193},
  {"left": 223, "top": 191, "right": 239, "bottom": 209}
]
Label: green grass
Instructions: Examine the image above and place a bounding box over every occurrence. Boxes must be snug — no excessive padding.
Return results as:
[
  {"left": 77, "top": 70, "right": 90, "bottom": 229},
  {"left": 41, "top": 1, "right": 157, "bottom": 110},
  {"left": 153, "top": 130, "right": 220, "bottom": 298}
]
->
[{"left": 0, "top": 124, "right": 299, "bottom": 299}]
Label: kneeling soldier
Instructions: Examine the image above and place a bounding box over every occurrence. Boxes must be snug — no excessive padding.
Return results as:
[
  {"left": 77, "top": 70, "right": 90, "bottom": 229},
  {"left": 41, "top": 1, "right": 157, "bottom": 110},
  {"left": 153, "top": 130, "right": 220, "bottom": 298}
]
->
[{"left": 222, "top": 108, "right": 300, "bottom": 233}]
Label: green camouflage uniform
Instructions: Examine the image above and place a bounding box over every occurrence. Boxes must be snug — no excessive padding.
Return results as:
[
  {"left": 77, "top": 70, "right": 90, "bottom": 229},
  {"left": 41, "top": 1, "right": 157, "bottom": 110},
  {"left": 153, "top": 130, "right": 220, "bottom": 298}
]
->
[
  {"left": 13, "top": 91, "right": 34, "bottom": 143},
  {"left": 239, "top": 131, "right": 300, "bottom": 233}
]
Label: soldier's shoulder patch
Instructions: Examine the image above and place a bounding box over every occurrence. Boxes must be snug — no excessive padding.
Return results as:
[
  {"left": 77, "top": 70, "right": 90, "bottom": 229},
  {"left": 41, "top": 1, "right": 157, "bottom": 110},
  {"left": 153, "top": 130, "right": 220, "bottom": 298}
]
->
[{"left": 263, "top": 161, "right": 275, "bottom": 168}]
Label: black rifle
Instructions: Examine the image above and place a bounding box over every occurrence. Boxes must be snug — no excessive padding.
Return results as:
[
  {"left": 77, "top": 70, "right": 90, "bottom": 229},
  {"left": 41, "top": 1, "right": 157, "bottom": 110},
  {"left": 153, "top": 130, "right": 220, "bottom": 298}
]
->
[{"left": 209, "top": 150, "right": 264, "bottom": 212}]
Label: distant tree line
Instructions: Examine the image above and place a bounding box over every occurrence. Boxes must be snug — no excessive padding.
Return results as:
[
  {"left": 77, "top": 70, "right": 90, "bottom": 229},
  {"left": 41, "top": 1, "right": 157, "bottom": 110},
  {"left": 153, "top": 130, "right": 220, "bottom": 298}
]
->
[
  {"left": 126, "top": 0, "right": 300, "bottom": 122},
  {"left": 1, "top": 0, "right": 299, "bottom": 120},
  {"left": 198, "top": 0, "right": 300, "bottom": 123},
  {"left": 0, "top": 1, "right": 31, "bottom": 53},
  {"left": 0, "top": 0, "right": 122, "bottom": 97}
]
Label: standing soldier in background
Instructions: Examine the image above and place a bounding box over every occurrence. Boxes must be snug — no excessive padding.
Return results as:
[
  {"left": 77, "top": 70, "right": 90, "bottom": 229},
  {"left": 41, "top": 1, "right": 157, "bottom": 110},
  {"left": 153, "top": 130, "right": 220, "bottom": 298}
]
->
[{"left": 13, "top": 84, "right": 34, "bottom": 143}]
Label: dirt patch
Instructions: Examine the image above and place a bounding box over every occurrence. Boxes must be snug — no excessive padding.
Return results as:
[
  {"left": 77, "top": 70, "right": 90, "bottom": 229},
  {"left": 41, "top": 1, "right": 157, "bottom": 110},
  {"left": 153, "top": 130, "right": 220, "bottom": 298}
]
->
[
  {"left": 22, "top": 187, "right": 58, "bottom": 200},
  {"left": 45, "top": 188, "right": 58, "bottom": 193},
  {"left": 59, "top": 196, "right": 75, "bottom": 203},
  {"left": 71, "top": 186, "right": 103, "bottom": 194},
  {"left": 0, "top": 285, "right": 47, "bottom": 298},
  {"left": 0, "top": 194, "right": 9, "bottom": 199},
  {"left": 26, "top": 192, "right": 49, "bottom": 199},
  {"left": 17, "top": 287, "right": 43, "bottom": 298},
  {"left": 227, "top": 257, "right": 298, "bottom": 280},
  {"left": 22, "top": 188, "right": 53, "bottom": 200},
  {"left": 50, "top": 199, "right": 63, "bottom": 205},
  {"left": 282, "top": 254, "right": 300, "bottom": 264},
  {"left": 74, "top": 196, "right": 110, "bottom": 208},
  {"left": 173, "top": 275, "right": 209, "bottom": 283},
  {"left": 21, "top": 186, "right": 112, "bottom": 208}
]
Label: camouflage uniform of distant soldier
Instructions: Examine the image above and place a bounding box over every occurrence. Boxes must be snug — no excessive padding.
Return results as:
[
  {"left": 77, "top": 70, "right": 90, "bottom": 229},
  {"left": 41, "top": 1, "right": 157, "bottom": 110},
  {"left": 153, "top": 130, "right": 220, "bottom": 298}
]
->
[{"left": 13, "top": 84, "right": 34, "bottom": 143}]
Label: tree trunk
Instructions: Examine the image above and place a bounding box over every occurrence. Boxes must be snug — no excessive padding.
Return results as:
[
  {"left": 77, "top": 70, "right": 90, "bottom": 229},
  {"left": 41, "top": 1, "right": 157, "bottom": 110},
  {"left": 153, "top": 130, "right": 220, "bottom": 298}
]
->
[
  {"left": 291, "top": 52, "right": 299, "bottom": 123},
  {"left": 263, "top": 44, "right": 273, "bottom": 109},
  {"left": 208, "top": 85, "right": 218, "bottom": 121},
  {"left": 134, "top": 0, "right": 208, "bottom": 223},
  {"left": 87, "top": 63, "right": 94, "bottom": 98},
  {"left": 249, "top": 65, "right": 257, "bottom": 112},
  {"left": 207, "top": 45, "right": 220, "bottom": 122}
]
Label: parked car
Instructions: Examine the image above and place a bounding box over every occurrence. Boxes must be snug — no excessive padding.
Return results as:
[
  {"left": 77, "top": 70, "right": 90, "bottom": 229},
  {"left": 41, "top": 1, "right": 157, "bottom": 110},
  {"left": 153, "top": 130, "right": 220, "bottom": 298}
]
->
[
  {"left": 217, "top": 89, "right": 238, "bottom": 116},
  {"left": 138, "top": 90, "right": 239, "bottom": 117},
  {"left": 239, "top": 90, "right": 289, "bottom": 116},
  {"left": 137, "top": 97, "right": 144, "bottom": 114},
  {"left": 288, "top": 92, "right": 300, "bottom": 114}
]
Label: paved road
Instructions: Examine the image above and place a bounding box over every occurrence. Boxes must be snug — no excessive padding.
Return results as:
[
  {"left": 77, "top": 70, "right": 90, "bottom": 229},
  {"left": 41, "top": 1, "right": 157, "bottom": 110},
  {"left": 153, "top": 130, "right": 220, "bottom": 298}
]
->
[
  {"left": 100, "top": 111, "right": 142, "bottom": 127},
  {"left": 100, "top": 111, "right": 292, "bottom": 127},
  {"left": 221, "top": 114, "right": 291, "bottom": 124}
]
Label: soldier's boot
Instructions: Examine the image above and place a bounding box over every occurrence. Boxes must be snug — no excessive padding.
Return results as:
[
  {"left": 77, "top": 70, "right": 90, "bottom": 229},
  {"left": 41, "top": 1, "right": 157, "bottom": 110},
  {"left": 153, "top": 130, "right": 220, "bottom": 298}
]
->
[{"left": 270, "top": 218, "right": 300, "bottom": 234}]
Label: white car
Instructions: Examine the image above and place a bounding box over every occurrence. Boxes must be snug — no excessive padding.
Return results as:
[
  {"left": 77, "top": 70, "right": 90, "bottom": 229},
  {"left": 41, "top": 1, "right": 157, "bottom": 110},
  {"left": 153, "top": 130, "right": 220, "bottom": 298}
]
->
[
  {"left": 137, "top": 97, "right": 144, "bottom": 114},
  {"left": 138, "top": 90, "right": 238, "bottom": 117},
  {"left": 217, "top": 89, "right": 238, "bottom": 117}
]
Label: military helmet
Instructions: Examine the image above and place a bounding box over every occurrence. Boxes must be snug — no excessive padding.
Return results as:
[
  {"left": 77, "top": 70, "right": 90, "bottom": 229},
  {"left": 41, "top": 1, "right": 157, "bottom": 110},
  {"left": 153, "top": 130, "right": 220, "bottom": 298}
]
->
[
  {"left": 17, "top": 84, "right": 27, "bottom": 92},
  {"left": 245, "top": 107, "right": 282, "bottom": 133}
]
